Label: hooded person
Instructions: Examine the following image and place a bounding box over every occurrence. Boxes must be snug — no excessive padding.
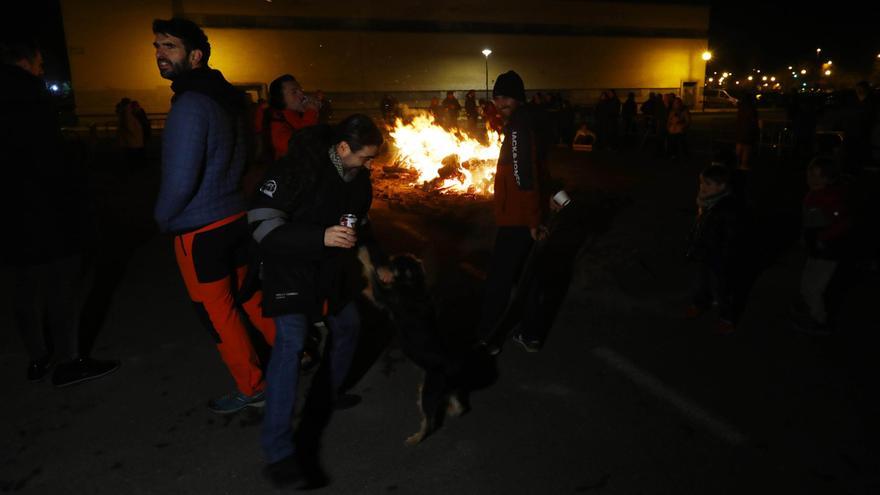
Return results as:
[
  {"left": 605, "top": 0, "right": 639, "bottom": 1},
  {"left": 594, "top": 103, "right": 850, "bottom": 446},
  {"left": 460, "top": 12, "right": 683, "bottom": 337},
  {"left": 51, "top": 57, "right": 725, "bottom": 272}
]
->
[{"left": 477, "top": 70, "right": 552, "bottom": 353}]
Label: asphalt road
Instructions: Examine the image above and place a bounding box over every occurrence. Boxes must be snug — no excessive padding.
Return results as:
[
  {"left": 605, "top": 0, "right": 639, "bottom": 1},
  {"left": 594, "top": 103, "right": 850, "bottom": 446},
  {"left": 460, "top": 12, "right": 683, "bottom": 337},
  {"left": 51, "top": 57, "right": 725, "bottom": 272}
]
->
[{"left": 3, "top": 114, "right": 879, "bottom": 494}]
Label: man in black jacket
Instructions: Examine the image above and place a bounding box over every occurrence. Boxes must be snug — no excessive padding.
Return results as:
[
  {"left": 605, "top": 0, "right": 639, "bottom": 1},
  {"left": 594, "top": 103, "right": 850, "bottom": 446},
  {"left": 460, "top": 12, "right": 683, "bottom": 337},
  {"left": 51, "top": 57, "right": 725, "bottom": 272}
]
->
[
  {"left": 248, "top": 114, "right": 392, "bottom": 487},
  {"left": 1, "top": 38, "right": 119, "bottom": 386}
]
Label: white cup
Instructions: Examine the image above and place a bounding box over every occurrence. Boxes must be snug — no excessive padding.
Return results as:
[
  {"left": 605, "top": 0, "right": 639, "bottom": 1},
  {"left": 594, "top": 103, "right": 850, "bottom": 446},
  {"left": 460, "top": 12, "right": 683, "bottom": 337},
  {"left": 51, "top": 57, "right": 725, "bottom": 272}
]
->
[{"left": 552, "top": 190, "right": 571, "bottom": 208}]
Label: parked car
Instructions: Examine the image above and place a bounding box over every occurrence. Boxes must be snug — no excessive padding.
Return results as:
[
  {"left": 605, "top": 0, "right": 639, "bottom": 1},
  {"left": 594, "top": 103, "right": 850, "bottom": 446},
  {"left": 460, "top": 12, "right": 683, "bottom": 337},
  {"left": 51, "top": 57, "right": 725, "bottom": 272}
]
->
[{"left": 702, "top": 88, "right": 738, "bottom": 108}]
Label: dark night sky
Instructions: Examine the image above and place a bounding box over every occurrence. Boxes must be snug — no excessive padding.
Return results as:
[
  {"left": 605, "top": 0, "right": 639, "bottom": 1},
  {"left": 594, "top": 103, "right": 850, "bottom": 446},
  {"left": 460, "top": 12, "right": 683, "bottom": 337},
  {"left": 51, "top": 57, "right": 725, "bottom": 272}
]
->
[
  {"left": 6, "top": 1, "right": 877, "bottom": 84},
  {"left": 708, "top": 1, "right": 878, "bottom": 77}
]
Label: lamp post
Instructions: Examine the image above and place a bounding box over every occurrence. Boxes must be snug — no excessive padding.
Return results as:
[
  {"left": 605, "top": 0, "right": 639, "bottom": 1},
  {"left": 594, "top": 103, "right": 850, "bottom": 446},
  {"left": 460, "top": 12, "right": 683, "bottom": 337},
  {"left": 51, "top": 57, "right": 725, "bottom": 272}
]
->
[
  {"left": 701, "top": 51, "right": 712, "bottom": 112},
  {"left": 482, "top": 48, "right": 492, "bottom": 100}
]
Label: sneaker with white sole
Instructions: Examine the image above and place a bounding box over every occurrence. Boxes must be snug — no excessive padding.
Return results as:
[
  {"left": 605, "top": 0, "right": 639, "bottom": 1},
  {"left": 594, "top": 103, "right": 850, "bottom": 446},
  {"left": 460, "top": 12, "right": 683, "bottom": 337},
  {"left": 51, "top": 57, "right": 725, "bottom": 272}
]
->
[
  {"left": 208, "top": 390, "right": 265, "bottom": 414},
  {"left": 477, "top": 340, "right": 502, "bottom": 356}
]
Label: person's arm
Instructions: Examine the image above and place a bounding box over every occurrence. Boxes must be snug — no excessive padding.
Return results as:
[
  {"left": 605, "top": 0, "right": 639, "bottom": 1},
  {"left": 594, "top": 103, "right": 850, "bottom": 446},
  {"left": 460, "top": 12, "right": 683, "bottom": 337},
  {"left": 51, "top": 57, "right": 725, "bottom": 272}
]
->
[
  {"left": 509, "top": 116, "right": 544, "bottom": 230},
  {"left": 154, "top": 96, "right": 208, "bottom": 231},
  {"left": 248, "top": 162, "right": 329, "bottom": 260}
]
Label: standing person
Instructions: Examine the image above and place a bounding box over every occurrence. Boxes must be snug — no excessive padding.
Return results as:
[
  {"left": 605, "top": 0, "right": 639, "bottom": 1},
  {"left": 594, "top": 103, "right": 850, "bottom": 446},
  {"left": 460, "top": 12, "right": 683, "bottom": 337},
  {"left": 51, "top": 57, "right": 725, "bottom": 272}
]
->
[
  {"left": 429, "top": 96, "right": 442, "bottom": 122},
  {"left": 442, "top": 90, "right": 462, "bottom": 127},
  {"left": 117, "top": 98, "right": 145, "bottom": 164},
  {"left": 464, "top": 89, "right": 479, "bottom": 129},
  {"left": 248, "top": 115, "right": 392, "bottom": 487},
  {"left": 608, "top": 90, "right": 622, "bottom": 150},
  {"left": 621, "top": 92, "right": 637, "bottom": 141},
  {"left": 258, "top": 74, "right": 319, "bottom": 161},
  {"left": 735, "top": 93, "right": 760, "bottom": 170},
  {"left": 131, "top": 101, "right": 151, "bottom": 145},
  {"left": 477, "top": 70, "right": 551, "bottom": 354},
  {"left": 1, "top": 38, "right": 119, "bottom": 386},
  {"left": 685, "top": 164, "right": 742, "bottom": 334},
  {"left": 667, "top": 97, "right": 692, "bottom": 160},
  {"left": 481, "top": 99, "right": 504, "bottom": 134},
  {"left": 793, "top": 157, "right": 852, "bottom": 335},
  {"left": 653, "top": 93, "right": 669, "bottom": 157},
  {"left": 380, "top": 94, "right": 395, "bottom": 122},
  {"left": 594, "top": 91, "right": 609, "bottom": 149},
  {"left": 152, "top": 18, "right": 276, "bottom": 413}
]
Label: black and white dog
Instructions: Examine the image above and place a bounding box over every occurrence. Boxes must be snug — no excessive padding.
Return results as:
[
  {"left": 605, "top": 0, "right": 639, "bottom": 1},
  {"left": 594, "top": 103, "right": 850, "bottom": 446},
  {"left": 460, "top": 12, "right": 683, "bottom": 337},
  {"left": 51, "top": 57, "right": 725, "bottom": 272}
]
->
[{"left": 360, "top": 250, "right": 493, "bottom": 445}]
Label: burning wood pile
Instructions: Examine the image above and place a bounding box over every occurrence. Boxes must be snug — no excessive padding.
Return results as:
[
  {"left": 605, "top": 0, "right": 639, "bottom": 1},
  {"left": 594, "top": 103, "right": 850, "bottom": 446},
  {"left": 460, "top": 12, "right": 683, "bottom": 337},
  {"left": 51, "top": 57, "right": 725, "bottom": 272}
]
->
[{"left": 373, "top": 113, "right": 502, "bottom": 210}]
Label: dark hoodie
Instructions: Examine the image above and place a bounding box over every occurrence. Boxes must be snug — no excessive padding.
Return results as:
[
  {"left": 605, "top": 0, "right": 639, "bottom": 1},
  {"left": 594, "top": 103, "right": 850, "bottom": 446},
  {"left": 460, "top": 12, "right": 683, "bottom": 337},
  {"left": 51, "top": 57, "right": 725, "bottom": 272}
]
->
[
  {"left": 170, "top": 67, "right": 245, "bottom": 115},
  {"left": 155, "top": 68, "right": 249, "bottom": 233},
  {"left": 494, "top": 104, "right": 551, "bottom": 227}
]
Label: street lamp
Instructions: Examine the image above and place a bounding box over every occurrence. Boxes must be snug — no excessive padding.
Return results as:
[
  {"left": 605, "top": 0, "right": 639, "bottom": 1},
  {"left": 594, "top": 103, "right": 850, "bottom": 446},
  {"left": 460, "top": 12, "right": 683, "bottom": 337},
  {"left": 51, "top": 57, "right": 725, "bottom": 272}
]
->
[
  {"left": 702, "top": 51, "right": 712, "bottom": 61},
  {"left": 482, "top": 49, "right": 492, "bottom": 100}
]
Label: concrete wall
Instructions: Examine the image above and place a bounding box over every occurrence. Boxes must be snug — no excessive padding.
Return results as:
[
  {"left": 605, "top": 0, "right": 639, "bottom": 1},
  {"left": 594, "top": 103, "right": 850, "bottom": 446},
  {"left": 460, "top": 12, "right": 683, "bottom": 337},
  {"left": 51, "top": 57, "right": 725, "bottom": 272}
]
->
[{"left": 60, "top": 0, "right": 709, "bottom": 116}]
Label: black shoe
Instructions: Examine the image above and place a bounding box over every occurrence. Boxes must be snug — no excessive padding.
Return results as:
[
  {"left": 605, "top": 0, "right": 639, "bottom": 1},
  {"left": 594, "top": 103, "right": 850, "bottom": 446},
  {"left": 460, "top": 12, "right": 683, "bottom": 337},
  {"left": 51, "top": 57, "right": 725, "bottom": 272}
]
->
[
  {"left": 297, "top": 453, "right": 330, "bottom": 490},
  {"left": 263, "top": 455, "right": 302, "bottom": 489},
  {"left": 333, "top": 393, "right": 362, "bottom": 411},
  {"left": 27, "top": 358, "right": 52, "bottom": 382},
  {"left": 52, "top": 358, "right": 121, "bottom": 388}
]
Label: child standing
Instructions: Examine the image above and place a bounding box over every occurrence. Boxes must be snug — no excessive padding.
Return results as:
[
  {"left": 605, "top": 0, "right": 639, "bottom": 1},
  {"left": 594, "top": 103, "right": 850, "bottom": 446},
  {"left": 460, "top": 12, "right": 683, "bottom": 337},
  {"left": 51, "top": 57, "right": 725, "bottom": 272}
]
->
[
  {"left": 795, "top": 157, "right": 851, "bottom": 335},
  {"left": 686, "top": 165, "right": 742, "bottom": 334}
]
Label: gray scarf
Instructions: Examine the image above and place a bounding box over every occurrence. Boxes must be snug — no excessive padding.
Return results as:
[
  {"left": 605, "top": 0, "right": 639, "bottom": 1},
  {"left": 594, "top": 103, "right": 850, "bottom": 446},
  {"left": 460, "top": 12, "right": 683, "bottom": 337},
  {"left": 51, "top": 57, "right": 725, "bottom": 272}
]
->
[{"left": 328, "top": 145, "right": 360, "bottom": 182}]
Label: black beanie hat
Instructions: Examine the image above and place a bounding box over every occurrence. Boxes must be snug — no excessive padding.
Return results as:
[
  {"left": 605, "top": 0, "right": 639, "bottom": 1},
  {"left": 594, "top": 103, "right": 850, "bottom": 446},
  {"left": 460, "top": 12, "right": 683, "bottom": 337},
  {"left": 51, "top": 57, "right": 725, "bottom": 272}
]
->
[{"left": 492, "top": 70, "right": 526, "bottom": 102}]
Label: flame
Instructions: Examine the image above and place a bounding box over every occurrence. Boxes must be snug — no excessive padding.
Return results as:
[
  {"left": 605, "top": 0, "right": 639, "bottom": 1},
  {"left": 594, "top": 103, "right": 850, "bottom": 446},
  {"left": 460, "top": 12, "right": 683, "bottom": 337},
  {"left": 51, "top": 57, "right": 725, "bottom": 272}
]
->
[{"left": 388, "top": 113, "right": 501, "bottom": 195}]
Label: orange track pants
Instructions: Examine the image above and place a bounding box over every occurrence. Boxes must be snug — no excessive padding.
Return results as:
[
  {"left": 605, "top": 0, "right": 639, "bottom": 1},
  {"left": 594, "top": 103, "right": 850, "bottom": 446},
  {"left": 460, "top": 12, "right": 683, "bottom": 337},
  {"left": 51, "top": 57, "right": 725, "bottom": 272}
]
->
[{"left": 174, "top": 212, "right": 276, "bottom": 396}]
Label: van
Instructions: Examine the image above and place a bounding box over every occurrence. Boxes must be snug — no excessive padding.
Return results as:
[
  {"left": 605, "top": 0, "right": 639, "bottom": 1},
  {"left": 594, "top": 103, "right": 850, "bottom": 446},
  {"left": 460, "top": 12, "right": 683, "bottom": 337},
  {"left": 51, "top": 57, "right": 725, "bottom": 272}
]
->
[{"left": 702, "top": 89, "right": 738, "bottom": 108}]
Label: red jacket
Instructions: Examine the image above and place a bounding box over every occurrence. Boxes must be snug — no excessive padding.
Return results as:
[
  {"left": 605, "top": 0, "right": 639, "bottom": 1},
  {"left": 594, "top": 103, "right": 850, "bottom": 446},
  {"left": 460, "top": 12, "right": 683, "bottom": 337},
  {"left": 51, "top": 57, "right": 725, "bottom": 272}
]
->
[
  {"left": 256, "top": 108, "right": 319, "bottom": 160},
  {"left": 493, "top": 106, "right": 549, "bottom": 228},
  {"left": 803, "top": 183, "right": 851, "bottom": 258}
]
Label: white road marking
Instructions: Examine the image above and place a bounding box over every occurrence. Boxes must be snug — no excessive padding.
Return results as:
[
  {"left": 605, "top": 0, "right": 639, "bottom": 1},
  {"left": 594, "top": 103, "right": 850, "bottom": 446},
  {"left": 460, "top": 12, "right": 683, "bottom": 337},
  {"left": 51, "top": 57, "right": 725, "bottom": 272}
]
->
[{"left": 592, "top": 346, "right": 748, "bottom": 446}]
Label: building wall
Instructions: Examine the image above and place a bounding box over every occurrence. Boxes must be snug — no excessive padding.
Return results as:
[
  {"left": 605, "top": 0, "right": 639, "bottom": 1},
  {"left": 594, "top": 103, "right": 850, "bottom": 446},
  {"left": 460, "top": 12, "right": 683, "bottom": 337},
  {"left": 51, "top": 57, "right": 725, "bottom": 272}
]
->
[{"left": 60, "top": 0, "right": 709, "bottom": 116}]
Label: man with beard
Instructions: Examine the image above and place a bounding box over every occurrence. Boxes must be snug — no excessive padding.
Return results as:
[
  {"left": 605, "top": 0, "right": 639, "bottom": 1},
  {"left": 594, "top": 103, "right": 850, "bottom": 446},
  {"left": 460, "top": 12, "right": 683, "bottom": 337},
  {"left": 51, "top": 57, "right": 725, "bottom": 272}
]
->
[
  {"left": 152, "top": 18, "right": 276, "bottom": 413},
  {"left": 477, "top": 70, "right": 551, "bottom": 354}
]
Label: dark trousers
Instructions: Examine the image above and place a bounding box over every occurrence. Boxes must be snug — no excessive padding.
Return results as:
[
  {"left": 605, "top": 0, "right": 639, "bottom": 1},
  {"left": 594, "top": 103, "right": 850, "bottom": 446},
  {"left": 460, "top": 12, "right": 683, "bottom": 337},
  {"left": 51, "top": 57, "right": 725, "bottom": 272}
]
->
[
  {"left": 261, "top": 303, "right": 360, "bottom": 463},
  {"left": 692, "top": 260, "right": 733, "bottom": 323},
  {"left": 478, "top": 226, "right": 534, "bottom": 341},
  {"left": 668, "top": 133, "right": 688, "bottom": 158},
  {"left": 13, "top": 255, "right": 86, "bottom": 362}
]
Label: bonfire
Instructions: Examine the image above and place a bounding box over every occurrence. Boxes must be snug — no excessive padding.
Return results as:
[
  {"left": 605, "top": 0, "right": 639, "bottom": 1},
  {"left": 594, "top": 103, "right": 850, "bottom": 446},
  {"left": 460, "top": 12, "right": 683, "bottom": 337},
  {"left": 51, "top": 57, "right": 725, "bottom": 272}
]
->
[{"left": 386, "top": 113, "right": 502, "bottom": 196}]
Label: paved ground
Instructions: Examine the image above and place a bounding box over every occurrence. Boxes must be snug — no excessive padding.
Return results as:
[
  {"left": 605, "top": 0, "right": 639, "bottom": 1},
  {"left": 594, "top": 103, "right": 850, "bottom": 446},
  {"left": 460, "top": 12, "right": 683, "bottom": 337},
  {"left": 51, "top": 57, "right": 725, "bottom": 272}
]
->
[{"left": 3, "top": 115, "right": 880, "bottom": 494}]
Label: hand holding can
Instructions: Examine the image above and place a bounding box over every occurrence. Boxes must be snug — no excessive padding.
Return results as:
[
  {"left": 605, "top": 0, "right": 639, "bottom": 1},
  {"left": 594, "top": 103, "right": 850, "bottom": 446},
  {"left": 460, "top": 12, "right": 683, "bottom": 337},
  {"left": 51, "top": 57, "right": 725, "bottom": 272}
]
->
[{"left": 340, "top": 214, "right": 357, "bottom": 228}]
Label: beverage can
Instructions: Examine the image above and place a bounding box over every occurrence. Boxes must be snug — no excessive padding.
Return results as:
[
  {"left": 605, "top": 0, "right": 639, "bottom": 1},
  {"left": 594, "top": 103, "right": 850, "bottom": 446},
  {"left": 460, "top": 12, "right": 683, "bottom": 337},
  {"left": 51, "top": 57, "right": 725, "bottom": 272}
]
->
[{"left": 340, "top": 214, "right": 358, "bottom": 228}]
